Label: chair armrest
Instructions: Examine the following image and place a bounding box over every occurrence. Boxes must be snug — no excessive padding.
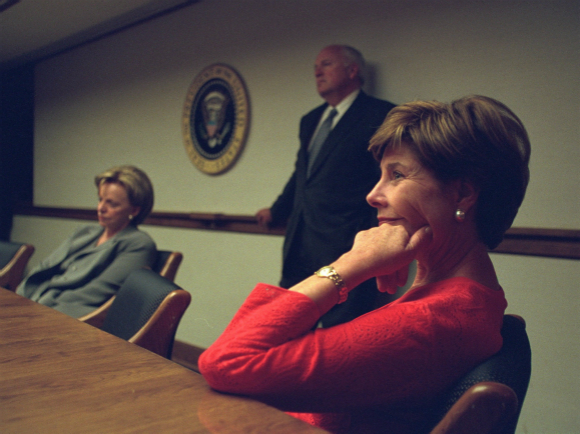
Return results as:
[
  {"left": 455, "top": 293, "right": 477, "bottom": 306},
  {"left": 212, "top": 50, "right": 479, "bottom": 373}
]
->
[
  {"left": 129, "top": 289, "right": 191, "bottom": 358},
  {"left": 78, "top": 296, "right": 115, "bottom": 328},
  {"left": 0, "top": 244, "right": 35, "bottom": 291},
  {"left": 158, "top": 252, "right": 183, "bottom": 282},
  {"left": 430, "top": 382, "right": 518, "bottom": 434}
]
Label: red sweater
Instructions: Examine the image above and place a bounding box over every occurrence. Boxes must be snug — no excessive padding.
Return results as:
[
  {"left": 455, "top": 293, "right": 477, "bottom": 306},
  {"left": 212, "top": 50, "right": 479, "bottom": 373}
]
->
[{"left": 199, "top": 277, "right": 507, "bottom": 433}]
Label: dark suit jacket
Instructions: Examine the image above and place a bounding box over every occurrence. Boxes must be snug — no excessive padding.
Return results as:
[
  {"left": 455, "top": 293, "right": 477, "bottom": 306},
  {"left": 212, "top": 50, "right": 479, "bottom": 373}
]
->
[
  {"left": 16, "top": 225, "right": 156, "bottom": 318},
  {"left": 270, "top": 91, "right": 395, "bottom": 326}
]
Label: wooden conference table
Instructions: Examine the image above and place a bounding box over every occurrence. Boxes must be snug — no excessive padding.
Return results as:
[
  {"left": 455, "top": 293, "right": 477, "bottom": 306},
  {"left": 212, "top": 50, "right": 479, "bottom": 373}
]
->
[{"left": 0, "top": 288, "right": 327, "bottom": 433}]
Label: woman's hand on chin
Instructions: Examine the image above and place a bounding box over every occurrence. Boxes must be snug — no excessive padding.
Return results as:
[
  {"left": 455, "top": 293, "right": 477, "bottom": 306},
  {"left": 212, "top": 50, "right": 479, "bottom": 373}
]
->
[
  {"left": 337, "top": 224, "right": 432, "bottom": 289},
  {"left": 290, "top": 225, "right": 432, "bottom": 314}
]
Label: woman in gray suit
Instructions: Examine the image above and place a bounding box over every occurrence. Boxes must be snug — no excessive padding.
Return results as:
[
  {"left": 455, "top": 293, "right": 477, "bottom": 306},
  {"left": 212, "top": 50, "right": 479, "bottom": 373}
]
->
[{"left": 17, "top": 165, "right": 156, "bottom": 318}]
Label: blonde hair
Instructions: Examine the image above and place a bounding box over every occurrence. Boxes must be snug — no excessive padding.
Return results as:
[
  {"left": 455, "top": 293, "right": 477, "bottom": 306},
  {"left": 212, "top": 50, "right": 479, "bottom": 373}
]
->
[
  {"left": 369, "top": 95, "right": 531, "bottom": 249},
  {"left": 95, "top": 165, "right": 154, "bottom": 226}
]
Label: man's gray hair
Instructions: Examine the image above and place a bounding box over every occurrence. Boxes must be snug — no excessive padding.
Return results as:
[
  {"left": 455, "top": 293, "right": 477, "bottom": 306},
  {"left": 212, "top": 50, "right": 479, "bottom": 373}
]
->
[{"left": 338, "top": 45, "right": 366, "bottom": 85}]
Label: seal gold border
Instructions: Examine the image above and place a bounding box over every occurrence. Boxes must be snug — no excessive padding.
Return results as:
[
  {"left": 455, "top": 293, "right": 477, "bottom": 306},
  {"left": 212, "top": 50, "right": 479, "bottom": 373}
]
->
[{"left": 182, "top": 64, "right": 250, "bottom": 175}]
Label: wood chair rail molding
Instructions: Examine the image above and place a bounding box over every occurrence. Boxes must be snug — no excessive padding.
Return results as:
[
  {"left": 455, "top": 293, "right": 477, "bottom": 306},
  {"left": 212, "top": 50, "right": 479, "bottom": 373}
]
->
[{"left": 14, "top": 203, "right": 580, "bottom": 260}]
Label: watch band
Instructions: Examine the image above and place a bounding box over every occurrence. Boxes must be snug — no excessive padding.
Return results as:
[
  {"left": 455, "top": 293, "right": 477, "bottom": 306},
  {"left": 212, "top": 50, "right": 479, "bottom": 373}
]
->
[{"left": 314, "top": 265, "right": 348, "bottom": 304}]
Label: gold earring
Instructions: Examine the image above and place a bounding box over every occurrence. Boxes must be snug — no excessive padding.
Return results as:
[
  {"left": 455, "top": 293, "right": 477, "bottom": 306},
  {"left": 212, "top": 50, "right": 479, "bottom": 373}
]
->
[{"left": 455, "top": 209, "right": 465, "bottom": 222}]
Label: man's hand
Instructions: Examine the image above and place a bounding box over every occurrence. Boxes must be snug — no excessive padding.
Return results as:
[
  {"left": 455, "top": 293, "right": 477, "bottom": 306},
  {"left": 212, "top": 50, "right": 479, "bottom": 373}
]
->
[{"left": 255, "top": 208, "right": 273, "bottom": 228}]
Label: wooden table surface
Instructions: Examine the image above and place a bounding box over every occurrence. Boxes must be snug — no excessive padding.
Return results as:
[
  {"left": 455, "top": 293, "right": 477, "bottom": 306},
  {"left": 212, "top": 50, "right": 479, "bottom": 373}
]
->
[{"left": 0, "top": 288, "right": 327, "bottom": 433}]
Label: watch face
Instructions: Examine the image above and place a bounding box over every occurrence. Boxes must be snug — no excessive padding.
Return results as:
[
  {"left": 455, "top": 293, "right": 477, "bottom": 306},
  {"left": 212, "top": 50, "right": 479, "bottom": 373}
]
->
[
  {"left": 318, "top": 266, "right": 332, "bottom": 277},
  {"left": 320, "top": 267, "right": 332, "bottom": 276}
]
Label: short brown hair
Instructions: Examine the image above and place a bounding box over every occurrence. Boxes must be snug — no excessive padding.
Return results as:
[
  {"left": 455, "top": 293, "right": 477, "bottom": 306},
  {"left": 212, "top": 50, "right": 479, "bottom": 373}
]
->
[
  {"left": 95, "top": 165, "right": 154, "bottom": 226},
  {"left": 368, "top": 95, "right": 531, "bottom": 249}
]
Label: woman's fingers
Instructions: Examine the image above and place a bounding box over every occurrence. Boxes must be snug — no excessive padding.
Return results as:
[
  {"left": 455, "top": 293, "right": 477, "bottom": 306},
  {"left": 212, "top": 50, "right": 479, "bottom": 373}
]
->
[
  {"left": 339, "top": 224, "right": 432, "bottom": 290},
  {"left": 376, "top": 274, "right": 398, "bottom": 294},
  {"left": 376, "top": 264, "right": 410, "bottom": 295},
  {"left": 395, "top": 266, "right": 409, "bottom": 287},
  {"left": 407, "top": 225, "right": 432, "bottom": 253}
]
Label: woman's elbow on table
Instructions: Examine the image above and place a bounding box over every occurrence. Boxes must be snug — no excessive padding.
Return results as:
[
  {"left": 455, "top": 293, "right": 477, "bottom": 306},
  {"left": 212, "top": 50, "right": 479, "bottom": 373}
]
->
[{"left": 199, "top": 350, "right": 278, "bottom": 395}]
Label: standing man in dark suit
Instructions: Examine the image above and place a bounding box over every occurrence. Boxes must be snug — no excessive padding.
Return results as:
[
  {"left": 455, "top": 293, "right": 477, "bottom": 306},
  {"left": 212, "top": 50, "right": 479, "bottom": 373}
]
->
[{"left": 256, "top": 45, "right": 396, "bottom": 327}]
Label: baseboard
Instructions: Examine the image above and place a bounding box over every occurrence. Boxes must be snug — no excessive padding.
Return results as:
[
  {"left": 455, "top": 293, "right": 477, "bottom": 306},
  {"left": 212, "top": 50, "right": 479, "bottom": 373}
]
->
[{"left": 171, "top": 339, "right": 205, "bottom": 373}]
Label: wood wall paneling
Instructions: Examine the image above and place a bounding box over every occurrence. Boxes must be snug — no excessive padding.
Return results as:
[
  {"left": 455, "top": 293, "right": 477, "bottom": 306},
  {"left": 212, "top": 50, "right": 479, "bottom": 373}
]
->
[{"left": 14, "top": 203, "right": 580, "bottom": 260}]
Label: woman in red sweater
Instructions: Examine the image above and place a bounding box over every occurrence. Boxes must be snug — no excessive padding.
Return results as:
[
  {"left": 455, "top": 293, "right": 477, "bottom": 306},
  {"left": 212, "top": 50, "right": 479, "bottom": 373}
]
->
[{"left": 199, "top": 95, "right": 531, "bottom": 433}]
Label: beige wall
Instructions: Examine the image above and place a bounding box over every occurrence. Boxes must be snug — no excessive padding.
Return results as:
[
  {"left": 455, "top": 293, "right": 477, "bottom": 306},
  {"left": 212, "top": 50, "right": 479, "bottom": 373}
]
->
[{"left": 11, "top": 1, "right": 579, "bottom": 432}]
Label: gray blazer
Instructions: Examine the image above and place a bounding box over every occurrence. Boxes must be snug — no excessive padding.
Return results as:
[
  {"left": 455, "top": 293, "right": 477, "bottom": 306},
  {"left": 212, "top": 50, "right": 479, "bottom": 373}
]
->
[{"left": 16, "top": 225, "right": 156, "bottom": 318}]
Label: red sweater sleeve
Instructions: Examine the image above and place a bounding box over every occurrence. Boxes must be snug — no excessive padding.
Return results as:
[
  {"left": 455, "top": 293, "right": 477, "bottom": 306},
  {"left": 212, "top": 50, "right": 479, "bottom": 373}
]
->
[{"left": 198, "top": 278, "right": 507, "bottom": 414}]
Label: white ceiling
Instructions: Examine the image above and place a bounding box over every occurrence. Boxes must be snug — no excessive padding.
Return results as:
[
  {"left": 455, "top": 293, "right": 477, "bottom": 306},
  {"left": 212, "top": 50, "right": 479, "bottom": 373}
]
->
[{"left": 0, "top": 0, "right": 200, "bottom": 70}]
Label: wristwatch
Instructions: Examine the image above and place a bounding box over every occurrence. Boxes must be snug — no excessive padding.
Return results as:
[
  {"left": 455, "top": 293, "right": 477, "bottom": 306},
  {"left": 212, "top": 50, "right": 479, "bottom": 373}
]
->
[{"left": 314, "top": 265, "right": 348, "bottom": 304}]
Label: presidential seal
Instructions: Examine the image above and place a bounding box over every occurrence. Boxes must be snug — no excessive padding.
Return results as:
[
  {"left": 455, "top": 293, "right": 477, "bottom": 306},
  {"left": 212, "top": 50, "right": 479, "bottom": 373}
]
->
[{"left": 182, "top": 64, "right": 250, "bottom": 175}]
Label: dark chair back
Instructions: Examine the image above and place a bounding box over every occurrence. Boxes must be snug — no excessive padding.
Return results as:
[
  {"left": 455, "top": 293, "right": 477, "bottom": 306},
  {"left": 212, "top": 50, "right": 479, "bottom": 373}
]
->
[
  {"left": 78, "top": 250, "right": 184, "bottom": 328},
  {"left": 0, "top": 241, "right": 35, "bottom": 291},
  {"left": 101, "top": 268, "right": 191, "bottom": 358},
  {"left": 429, "top": 314, "right": 532, "bottom": 434}
]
